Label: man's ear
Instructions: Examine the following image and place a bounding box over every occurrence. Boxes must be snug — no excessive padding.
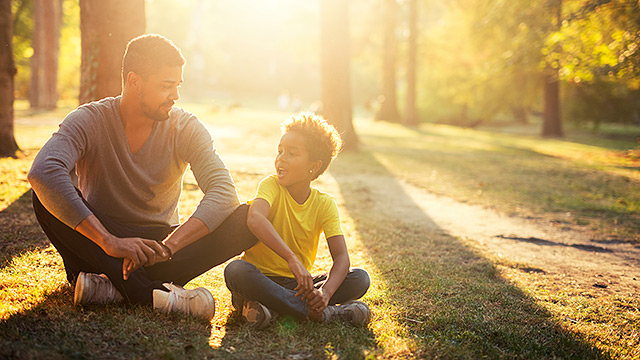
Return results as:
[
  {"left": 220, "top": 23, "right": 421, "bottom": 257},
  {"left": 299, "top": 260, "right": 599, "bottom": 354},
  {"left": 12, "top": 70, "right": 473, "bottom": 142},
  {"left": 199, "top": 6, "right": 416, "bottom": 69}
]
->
[{"left": 125, "top": 71, "right": 141, "bottom": 89}]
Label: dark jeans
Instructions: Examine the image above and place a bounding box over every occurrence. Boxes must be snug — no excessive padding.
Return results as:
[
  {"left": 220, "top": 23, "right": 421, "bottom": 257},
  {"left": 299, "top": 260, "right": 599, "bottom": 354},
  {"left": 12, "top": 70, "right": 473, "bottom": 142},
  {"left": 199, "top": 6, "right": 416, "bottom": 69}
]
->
[
  {"left": 224, "top": 259, "right": 370, "bottom": 321},
  {"left": 32, "top": 190, "right": 258, "bottom": 305}
]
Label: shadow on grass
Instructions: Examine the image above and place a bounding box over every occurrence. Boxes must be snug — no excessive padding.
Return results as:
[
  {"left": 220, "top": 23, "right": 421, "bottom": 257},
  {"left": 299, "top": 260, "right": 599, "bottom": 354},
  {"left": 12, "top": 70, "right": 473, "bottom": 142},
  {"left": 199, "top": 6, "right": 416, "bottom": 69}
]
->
[
  {"left": 0, "top": 286, "right": 216, "bottom": 359},
  {"left": 329, "top": 149, "right": 606, "bottom": 358},
  {"left": 0, "top": 189, "right": 49, "bottom": 267}
]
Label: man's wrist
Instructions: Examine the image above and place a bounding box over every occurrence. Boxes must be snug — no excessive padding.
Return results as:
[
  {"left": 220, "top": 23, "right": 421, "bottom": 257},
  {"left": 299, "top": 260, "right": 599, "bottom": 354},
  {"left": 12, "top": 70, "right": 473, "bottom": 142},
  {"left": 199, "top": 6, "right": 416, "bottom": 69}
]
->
[{"left": 160, "top": 241, "right": 174, "bottom": 259}]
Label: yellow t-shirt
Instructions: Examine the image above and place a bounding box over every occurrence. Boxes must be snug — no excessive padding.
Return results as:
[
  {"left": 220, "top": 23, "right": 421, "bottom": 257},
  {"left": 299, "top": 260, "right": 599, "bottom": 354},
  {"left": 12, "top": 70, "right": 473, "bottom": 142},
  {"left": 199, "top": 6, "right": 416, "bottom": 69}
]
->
[{"left": 243, "top": 175, "right": 344, "bottom": 277}]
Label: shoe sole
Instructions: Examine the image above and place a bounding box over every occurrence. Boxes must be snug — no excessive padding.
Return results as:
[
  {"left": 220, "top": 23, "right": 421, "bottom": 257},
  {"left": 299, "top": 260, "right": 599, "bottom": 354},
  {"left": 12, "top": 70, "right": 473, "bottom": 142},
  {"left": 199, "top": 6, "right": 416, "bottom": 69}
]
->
[{"left": 74, "top": 272, "right": 87, "bottom": 305}]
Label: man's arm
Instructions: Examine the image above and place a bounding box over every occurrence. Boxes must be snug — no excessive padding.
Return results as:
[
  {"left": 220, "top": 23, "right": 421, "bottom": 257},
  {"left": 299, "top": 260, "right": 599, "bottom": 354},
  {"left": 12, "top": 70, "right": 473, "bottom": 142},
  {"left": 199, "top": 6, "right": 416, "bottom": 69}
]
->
[
  {"left": 77, "top": 215, "right": 168, "bottom": 280},
  {"left": 247, "top": 198, "right": 315, "bottom": 297}
]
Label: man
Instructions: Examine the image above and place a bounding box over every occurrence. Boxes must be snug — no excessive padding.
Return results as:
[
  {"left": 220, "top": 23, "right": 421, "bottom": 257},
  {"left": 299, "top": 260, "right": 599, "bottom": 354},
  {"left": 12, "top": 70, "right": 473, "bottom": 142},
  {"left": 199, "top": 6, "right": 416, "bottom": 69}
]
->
[{"left": 28, "top": 34, "right": 257, "bottom": 319}]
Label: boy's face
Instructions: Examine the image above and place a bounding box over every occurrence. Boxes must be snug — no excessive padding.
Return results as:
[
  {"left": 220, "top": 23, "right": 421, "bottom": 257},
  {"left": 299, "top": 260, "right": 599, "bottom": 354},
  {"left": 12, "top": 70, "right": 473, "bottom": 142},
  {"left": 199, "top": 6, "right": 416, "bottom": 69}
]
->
[
  {"left": 275, "top": 131, "right": 316, "bottom": 188},
  {"left": 138, "top": 65, "right": 183, "bottom": 122}
]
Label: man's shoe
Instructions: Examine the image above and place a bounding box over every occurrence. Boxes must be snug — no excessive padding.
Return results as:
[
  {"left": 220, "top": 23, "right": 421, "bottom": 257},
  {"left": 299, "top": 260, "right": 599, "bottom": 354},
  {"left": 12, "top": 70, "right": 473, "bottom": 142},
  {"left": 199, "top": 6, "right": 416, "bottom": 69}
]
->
[
  {"left": 74, "top": 272, "right": 124, "bottom": 305},
  {"left": 153, "top": 283, "right": 215, "bottom": 320},
  {"left": 242, "top": 300, "right": 273, "bottom": 329},
  {"left": 322, "top": 300, "right": 371, "bottom": 326}
]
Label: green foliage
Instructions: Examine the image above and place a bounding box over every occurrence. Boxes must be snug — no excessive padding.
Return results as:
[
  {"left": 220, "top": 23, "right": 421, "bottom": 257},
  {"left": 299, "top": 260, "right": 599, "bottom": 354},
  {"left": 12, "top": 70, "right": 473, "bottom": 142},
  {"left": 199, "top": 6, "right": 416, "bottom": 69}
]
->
[{"left": 12, "top": 0, "right": 33, "bottom": 98}]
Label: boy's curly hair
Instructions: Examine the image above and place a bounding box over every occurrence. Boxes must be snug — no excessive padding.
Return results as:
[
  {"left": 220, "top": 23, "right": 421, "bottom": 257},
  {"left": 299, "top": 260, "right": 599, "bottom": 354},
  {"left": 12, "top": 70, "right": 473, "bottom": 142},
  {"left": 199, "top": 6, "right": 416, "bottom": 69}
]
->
[{"left": 282, "top": 113, "right": 343, "bottom": 180}]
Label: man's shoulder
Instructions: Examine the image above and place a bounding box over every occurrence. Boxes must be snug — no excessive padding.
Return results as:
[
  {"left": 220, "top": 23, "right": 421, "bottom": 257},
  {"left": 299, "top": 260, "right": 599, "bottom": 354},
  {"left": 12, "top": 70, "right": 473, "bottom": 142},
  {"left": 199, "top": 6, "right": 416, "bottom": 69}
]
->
[{"left": 62, "top": 97, "right": 119, "bottom": 128}]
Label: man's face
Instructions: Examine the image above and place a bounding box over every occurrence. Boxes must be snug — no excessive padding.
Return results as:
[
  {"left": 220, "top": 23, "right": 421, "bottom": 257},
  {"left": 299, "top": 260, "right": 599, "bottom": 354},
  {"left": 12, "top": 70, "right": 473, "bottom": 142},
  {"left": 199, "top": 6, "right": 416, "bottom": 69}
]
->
[{"left": 138, "top": 65, "right": 183, "bottom": 122}]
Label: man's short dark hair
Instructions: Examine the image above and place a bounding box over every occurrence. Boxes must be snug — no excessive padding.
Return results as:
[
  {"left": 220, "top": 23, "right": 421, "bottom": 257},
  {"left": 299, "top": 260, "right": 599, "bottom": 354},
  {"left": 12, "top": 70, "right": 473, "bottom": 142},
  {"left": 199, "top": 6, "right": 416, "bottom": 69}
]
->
[{"left": 121, "top": 34, "right": 186, "bottom": 83}]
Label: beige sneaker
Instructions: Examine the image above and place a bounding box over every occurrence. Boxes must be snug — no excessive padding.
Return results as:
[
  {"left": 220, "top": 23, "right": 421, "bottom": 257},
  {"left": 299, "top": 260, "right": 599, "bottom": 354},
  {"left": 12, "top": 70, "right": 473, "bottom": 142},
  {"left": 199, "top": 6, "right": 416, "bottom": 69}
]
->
[
  {"left": 153, "top": 283, "right": 215, "bottom": 320},
  {"left": 242, "top": 300, "right": 273, "bottom": 329},
  {"left": 74, "top": 272, "right": 124, "bottom": 305},
  {"left": 322, "top": 300, "right": 371, "bottom": 326}
]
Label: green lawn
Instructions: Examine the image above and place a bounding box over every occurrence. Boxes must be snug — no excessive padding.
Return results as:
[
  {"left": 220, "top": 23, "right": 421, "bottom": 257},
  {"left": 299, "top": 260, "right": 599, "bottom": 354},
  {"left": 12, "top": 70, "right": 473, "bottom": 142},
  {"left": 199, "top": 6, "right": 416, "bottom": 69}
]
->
[{"left": 1, "top": 105, "right": 638, "bottom": 358}]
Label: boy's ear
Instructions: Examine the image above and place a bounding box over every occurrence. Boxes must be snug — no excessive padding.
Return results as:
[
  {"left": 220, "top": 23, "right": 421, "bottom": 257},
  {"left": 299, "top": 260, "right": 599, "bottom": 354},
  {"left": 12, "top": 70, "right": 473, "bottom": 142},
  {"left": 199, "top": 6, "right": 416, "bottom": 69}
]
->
[{"left": 311, "top": 160, "right": 323, "bottom": 174}]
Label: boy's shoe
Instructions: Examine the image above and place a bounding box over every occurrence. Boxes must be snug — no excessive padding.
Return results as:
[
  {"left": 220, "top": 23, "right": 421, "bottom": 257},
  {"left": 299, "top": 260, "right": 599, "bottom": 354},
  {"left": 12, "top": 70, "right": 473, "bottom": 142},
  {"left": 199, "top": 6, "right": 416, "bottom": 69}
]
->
[
  {"left": 153, "top": 283, "right": 215, "bottom": 320},
  {"left": 322, "top": 300, "right": 371, "bottom": 326},
  {"left": 74, "top": 272, "right": 124, "bottom": 305},
  {"left": 242, "top": 300, "right": 273, "bottom": 329}
]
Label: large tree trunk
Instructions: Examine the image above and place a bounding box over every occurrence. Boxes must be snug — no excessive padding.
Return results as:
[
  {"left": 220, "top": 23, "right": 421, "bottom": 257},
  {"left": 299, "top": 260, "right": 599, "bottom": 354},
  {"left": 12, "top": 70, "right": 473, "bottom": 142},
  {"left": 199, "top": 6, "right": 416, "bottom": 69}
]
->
[
  {"left": 404, "top": 0, "right": 419, "bottom": 126},
  {"left": 541, "top": 0, "right": 563, "bottom": 138},
  {"left": 375, "top": 0, "right": 401, "bottom": 123},
  {"left": 0, "top": 0, "right": 19, "bottom": 157},
  {"left": 79, "top": 0, "right": 145, "bottom": 104},
  {"left": 320, "top": 0, "right": 358, "bottom": 150},
  {"left": 30, "top": 0, "right": 62, "bottom": 110}
]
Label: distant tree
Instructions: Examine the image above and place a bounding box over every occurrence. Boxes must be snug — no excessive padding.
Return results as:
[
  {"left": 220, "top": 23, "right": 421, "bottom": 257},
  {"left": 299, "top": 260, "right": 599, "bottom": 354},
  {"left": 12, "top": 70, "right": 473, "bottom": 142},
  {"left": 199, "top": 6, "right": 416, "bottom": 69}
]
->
[
  {"left": 375, "top": 0, "right": 401, "bottom": 122},
  {"left": 30, "top": 0, "right": 62, "bottom": 110},
  {"left": 0, "top": 0, "right": 19, "bottom": 157},
  {"left": 79, "top": 0, "right": 145, "bottom": 104},
  {"left": 320, "top": 0, "right": 358, "bottom": 150},
  {"left": 541, "top": 0, "right": 563, "bottom": 137},
  {"left": 404, "top": 0, "right": 419, "bottom": 126}
]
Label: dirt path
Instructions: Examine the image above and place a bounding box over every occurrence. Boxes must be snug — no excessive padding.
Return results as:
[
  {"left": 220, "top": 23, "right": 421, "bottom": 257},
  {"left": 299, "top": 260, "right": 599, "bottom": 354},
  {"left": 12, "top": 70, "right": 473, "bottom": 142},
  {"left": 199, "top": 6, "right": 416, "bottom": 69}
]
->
[{"left": 334, "top": 172, "right": 640, "bottom": 296}]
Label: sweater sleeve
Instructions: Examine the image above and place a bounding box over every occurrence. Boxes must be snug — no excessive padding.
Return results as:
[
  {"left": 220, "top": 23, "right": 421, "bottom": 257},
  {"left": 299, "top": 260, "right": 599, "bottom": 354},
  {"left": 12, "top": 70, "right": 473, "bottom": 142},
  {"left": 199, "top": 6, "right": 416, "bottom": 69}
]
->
[
  {"left": 179, "top": 116, "right": 240, "bottom": 232},
  {"left": 27, "top": 108, "right": 94, "bottom": 228}
]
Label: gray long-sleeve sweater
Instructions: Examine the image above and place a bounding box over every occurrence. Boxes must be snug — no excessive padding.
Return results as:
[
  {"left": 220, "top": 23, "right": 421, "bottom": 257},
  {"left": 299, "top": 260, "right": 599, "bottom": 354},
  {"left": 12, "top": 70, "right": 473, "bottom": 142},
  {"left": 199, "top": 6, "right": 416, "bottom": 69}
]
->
[{"left": 28, "top": 96, "right": 239, "bottom": 232}]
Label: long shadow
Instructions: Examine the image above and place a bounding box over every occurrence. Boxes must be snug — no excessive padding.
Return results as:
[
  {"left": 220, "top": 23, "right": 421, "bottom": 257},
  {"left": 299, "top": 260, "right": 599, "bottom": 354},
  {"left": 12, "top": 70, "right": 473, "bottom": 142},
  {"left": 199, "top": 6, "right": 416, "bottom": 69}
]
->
[
  {"left": 328, "top": 149, "right": 606, "bottom": 358},
  {"left": 0, "top": 189, "right": 50, "bottom": 267},
  {"left": 0, "top": 287, "right": 216, "bottom": 359}
]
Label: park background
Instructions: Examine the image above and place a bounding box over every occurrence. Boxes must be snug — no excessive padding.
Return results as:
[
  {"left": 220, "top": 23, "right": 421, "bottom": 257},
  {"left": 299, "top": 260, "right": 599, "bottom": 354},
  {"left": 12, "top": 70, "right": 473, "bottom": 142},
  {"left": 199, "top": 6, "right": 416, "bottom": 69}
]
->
[{"left": 1, "top": 0, "right": 639, "bottom": 359}]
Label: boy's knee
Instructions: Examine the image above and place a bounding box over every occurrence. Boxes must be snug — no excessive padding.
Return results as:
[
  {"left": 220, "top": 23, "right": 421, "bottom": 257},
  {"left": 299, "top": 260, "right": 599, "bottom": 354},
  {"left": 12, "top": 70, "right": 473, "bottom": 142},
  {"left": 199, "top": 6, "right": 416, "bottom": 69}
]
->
[{"left": 350, "top": 268, "right": 371, "bottom": 294}]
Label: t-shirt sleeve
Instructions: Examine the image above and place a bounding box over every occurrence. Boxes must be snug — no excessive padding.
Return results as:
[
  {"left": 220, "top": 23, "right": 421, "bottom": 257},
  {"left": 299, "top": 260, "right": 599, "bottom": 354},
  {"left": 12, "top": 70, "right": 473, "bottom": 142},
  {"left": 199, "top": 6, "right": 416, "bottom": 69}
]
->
[
  {"left": 252, "top": 176, "right": 279, "bottom": 206},
  {"left": 28, "top": 108, "right": 95, "bottom": 228},
  {"left": 179, "top": 115, "right": 239, "bottom": 232},
  {"left": 322, "top": 196, "right": 343, "bottom": 239}
]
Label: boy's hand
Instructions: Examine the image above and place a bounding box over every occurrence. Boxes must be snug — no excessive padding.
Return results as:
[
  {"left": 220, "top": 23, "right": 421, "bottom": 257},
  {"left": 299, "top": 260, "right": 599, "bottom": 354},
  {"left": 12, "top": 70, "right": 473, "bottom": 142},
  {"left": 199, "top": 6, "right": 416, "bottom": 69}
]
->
[
  {"left": 307, "top": 288, "right": 330, "bottom": 313},
  {"left": 288, "top": 257, "right": 314, "bottom": 298}
]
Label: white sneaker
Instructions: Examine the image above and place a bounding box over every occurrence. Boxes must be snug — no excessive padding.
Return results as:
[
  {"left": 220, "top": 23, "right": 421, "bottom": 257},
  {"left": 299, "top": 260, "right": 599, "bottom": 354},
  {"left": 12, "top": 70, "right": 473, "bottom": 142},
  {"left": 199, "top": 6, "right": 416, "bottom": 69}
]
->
[
  {"left": 242, "top": 300, "right": 273, "bottom": 329},
  {"left": 152, "top": 283, "right": 215, "bottom": 320},
  {"left": 74, "top": 272, "right": 124, "bottom": 305}
]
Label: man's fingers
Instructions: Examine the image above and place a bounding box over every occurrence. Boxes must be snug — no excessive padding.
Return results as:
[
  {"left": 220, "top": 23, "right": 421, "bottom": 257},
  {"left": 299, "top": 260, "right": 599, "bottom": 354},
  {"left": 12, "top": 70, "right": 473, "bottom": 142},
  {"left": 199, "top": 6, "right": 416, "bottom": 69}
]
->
[{"left": 143, "top": 239, "right": 167, "bottom": 257}]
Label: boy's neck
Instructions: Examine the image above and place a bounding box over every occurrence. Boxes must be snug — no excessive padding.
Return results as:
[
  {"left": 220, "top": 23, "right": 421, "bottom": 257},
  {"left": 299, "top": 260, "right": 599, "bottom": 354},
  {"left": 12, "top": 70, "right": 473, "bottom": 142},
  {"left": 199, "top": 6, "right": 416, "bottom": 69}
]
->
[{"left": 286, "top": 183, "right": 312, "bottom": 205}]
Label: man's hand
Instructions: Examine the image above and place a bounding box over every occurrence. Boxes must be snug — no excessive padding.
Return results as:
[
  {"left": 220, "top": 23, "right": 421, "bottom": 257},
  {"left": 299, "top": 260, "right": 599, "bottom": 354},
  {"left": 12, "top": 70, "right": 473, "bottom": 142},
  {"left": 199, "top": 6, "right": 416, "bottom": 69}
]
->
[
  {"left": 288, "top": 256, "right": 314, "bottom": 299},
  {"left": 102, "top": 236, "right": 168, "bottom": 280},
  {"left": 306, "top": 288, "right": 330, "bottom": 313}
]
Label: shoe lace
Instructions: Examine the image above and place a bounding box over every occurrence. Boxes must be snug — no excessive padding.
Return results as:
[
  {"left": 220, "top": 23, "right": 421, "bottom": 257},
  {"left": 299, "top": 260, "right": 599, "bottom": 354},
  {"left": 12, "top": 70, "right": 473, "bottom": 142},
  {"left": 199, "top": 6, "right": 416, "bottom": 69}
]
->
[
  {"left": 164, "top": 287, "right": 198, "bottom": 315},
  {"left": 91, "top": 275, "right": 121, "bottom": 302}
]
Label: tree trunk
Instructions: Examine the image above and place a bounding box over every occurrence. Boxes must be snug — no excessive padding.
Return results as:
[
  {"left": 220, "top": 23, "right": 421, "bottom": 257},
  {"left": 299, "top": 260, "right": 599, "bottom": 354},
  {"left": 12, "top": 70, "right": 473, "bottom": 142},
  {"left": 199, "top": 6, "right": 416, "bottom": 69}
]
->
[
  {"left": 320, "top": 0, "right": 358, "bottom": 150},
  {"left": 375, "top": 0, "right": 401, "bottom": 123},
  {"left": 541, "top": 0, "right": 563, "bottom": 138},
  {"left": 0, "top": 0, "right": 19, "bottom": 157},
  {"left": 404, "top": 0, "right": 419, "bottom": 126},
  {"left": 79, "top": 0, "right": 145, "bottom": 104},
  {"left": 30, "top": 0, "right": 62, "bottom": 110}
]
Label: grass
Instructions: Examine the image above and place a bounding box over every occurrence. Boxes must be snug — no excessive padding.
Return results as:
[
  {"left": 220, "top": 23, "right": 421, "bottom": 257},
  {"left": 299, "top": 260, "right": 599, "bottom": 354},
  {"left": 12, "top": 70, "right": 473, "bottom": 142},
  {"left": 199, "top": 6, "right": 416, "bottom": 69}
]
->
[{"left": 1, "top": 104, "right": 639, "bottom": 358}]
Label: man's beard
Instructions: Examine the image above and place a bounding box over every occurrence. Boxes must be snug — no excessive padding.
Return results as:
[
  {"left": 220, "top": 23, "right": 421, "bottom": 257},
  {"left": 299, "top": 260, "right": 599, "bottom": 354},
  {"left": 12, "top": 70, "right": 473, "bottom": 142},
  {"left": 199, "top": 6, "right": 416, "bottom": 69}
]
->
[{"left": 139, "top": 91, "right": 172, "bottom": 122}]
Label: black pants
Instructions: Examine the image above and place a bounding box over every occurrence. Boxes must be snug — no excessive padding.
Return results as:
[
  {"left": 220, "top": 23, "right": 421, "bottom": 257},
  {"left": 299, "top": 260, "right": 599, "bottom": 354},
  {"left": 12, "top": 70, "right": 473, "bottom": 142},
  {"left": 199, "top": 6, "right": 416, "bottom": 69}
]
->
[{"left": 32, "top": 191, "right": 258, "bottom": 305}]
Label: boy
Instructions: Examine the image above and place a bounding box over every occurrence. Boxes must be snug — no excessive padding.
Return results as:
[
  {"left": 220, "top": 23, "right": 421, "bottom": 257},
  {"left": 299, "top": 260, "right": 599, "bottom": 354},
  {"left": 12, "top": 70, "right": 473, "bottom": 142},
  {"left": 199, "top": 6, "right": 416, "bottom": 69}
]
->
[{"left": 224, "top": 113, "right": 371, "bottom": 328}]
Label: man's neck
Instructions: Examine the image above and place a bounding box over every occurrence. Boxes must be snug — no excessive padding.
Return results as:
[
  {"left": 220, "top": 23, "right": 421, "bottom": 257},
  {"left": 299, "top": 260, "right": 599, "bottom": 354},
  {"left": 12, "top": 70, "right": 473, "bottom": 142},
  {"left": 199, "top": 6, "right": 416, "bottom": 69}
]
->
[{"left": 119, "top": 93, "right": 154, "bottom": 131}]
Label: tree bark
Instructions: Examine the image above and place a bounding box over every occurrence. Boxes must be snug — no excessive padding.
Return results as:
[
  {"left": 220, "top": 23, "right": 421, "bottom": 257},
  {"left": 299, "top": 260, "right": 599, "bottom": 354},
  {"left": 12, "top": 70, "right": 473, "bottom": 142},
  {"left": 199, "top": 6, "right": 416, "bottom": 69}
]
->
[
  {"left": 541, "top": 0, "right": 563, "bottom": 138},
  {"left": 30, "top": 0, "right": 62, "bottom": 110},
  {"left": 79, "top": 0, "right": 145, "bottom": 104},
  {"left": 404, "top": 0, "right": 419, "bottom": 126},
  {"left": 0, "top": 0, "right": 19, "bottom": 157},
  {"left": 375, "top": 0, "right": 401, "bottom": 123},
  {"left": 320, "top": 0, "right": 358, "bottom": 150}
]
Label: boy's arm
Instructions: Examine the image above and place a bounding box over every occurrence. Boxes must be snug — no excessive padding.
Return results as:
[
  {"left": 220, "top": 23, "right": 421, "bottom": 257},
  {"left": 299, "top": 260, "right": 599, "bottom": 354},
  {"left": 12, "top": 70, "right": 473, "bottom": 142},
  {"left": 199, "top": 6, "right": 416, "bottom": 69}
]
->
[
  {"left": 307, "top": 235, "right": 350, "bottom": 313},
  {"left": 247, "top": 198, "right": 315, "bottom": 297}
]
